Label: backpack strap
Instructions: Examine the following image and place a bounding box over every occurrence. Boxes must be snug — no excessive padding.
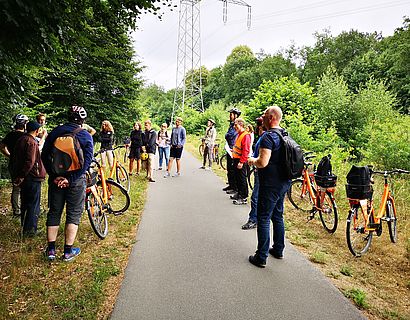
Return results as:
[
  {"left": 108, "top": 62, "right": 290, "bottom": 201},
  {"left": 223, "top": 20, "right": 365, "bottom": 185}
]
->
[{"left": 72, "top": 126, "right": 84, "bottom": 135}]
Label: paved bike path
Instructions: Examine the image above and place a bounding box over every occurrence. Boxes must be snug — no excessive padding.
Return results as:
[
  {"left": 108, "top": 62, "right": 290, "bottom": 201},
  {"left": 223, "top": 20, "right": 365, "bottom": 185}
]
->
[{"left": 111, "top": 151, "right": 365, "bottom": 320}]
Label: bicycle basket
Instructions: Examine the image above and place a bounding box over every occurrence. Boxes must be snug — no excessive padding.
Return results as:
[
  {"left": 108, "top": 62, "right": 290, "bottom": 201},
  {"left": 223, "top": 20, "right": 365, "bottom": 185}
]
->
[
  {"left": 314, "top": 174, "right": 337, "bottom": 188},
  {"left": 86, "top": 169, "right": 98, "bottom": 187},
  {"left": 345, "top": 184, "right": 373, "bottom": 199}
]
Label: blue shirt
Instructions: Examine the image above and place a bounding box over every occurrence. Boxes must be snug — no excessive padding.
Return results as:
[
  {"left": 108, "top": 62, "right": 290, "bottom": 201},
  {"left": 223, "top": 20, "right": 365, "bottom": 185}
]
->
[
  {"left": 258, "top": 128, "right": 289, "bottom": 187},
  {"left": 170, "top": 126, "right": 186, "bottom": 147},
  {"left": 225, "top": 122, "right": 238, "bottom": 148},
  {"left": 42, "top": 122, "right": 94, "bottom": 184}
]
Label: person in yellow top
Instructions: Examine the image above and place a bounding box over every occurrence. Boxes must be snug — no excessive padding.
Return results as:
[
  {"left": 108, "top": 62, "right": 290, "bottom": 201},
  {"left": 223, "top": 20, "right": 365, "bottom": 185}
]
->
[{"left": 230, "top": 118, "right": 251, "bottom": 205}]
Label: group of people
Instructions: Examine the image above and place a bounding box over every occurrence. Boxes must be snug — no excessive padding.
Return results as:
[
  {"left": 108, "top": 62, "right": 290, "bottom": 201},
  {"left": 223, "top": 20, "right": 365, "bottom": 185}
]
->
[
  {"left": 1, "top": 106, "right": 93, "bottom": 262},
  {"left": 126, "top": 117, "right": 187, "bottom": 182},
  {"left": 220, "top": 106, "right": 291, "bottom": 268}
]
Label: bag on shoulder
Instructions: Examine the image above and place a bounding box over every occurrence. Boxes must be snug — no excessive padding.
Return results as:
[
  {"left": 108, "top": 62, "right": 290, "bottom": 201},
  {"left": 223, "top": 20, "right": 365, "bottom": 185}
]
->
[
  {"left": 271, "top": 128, "right": 304, "bottom": 180},
  {"left": 50, "top": 127, "right": 84, "bottom": 175}
]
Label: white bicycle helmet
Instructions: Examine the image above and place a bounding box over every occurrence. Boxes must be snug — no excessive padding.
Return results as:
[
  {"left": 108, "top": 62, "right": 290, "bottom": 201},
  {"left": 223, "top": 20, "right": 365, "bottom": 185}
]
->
[
  {"left": 69, "top": 105, "right": 87, "bottom": 120},
  {"left": 14, "top": 114, "right": 29, "bottom": 124}
]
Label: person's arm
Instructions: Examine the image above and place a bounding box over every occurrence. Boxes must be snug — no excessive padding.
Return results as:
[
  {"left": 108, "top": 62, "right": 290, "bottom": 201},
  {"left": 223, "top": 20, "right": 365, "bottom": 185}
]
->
[
  {"left": 88, "top": 126, "right": 96, "bottom": 136},
  {"left": 239, "top": 134, "right": 251, "bottom": 163},
  {"left": 0, "top": 142, "right": 10, "bottom": 158},
  {"left": 211, "top": 128, "right": 217, "bottom": 145},
  {"left": 149, "top": 131, "right": 157, "bottom": 150},
  {"left": 249, "top": 148, "right": 271, "bottom": 169},
  {"left": 180, "top": 127, "right": 186, "bottom": 146}
]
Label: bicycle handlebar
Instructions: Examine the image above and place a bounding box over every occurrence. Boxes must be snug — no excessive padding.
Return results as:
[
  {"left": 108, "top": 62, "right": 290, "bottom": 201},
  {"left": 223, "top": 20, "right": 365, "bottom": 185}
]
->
[
  {"left": 370, "top": 168, "right": 410, "bottom": 176},
  {"left": 94, "top": 145, "right": 125, "bottom": 157}
]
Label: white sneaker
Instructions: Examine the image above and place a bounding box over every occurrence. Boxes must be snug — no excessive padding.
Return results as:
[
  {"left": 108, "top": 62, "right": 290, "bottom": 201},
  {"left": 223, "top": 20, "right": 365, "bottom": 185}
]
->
[
  {"left": 173, "top": 172, "right": 181, "bottom": 177},
  {"left": 205, "top": 167, "right": 211, "bottom": 171},
  {"left": 164, "top": 172, "right": 170, "bottom": 178}
]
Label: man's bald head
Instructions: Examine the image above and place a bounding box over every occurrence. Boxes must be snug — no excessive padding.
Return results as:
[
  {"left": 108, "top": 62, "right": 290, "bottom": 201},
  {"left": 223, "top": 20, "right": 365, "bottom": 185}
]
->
[{"left": 263, "top": 105, "right": 283, "bottom": 128}]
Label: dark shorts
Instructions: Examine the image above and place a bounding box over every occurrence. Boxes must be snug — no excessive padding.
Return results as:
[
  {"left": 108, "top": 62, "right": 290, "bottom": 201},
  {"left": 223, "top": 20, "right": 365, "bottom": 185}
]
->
[
  {"left": 170, "top": 146, "right": 183, "bottom": 159},
  {"left": 129, "top": 147, "right": 141, "bottom": 160}
]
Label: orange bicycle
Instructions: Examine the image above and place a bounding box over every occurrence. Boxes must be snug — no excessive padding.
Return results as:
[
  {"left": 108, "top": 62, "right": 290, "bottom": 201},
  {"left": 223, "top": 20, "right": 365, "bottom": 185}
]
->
[
  {"left": 85, "top": 159, "right": 130, "bottom": 239},
  {"left": 95, "top": 145, "right": 130, "bottom": 192},
  {"left": 346, "top": 167, "right": 409, "bottom": 257},
  {"left": 287, "top": 153, "right": 338, "bottom": 233}
]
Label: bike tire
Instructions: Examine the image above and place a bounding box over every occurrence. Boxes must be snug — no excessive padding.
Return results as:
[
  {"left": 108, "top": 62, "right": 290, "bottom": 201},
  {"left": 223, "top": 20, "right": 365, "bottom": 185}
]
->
[
  {"left": 287, "top": 179, "right": 313, "bottom": 212},
  {"left": 98, "top": 179, "right": 130, "bottom": 215},
  {"left": 116, "top": 162, "right": 130, "bottom": 192},
  {"left": 346, "top": 206, "right": 373, "bottom": 257},
  {"left": 86, "top": 188, "right": 108, "bottom": 239},
  {"left": 386, "top": 200, "right": 397, "bottom": 243},
  {"left": 247, "top": 166, "right": 255, "bottom": 190},
  {"left": 199, "top": 144, "right": 205, "bottom": 156},
  {"left": 219, "top": 153, "right": 227, "bottom": 171},
  {"left": 318, "top": 191, "right": 338, "bottom": 234}
]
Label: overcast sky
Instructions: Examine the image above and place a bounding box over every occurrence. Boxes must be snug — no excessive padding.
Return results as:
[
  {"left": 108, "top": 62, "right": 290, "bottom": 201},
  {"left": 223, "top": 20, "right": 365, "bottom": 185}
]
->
[{"left": 131, "top": 0, "right": 410, "bottom": 90}]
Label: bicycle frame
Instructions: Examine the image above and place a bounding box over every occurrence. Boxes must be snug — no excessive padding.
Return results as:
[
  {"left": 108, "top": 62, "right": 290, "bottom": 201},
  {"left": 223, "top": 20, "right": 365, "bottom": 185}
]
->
[
  {"left": 86, "top": 160, "right": 109, "bottom": 208},
  {"left": 301, "top": 165, "right": 333, "bottom": 212},
  {"left": 348, "top": 173, "right": 396, "bottom": 231}
]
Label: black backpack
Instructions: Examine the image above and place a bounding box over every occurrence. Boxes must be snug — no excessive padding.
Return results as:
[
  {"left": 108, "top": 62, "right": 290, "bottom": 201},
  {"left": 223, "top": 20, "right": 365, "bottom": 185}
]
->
[
  {"left": 316, "top": 155, "right": 332, "bottom": 177},
  {"left": 50, "top": 127, "right": 84, "bottom": 175},
  {"left": 271, "top": 128, "right": 304, "bottom": 180},
  {"left": 345, "top": 165, "right": 373, "bottom": 199}
]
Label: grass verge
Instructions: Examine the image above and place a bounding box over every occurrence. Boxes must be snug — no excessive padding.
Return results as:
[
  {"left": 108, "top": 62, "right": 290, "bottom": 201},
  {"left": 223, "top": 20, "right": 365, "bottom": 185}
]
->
[{"left": 0, "top": 174, "right": 147, "bottom": 319}]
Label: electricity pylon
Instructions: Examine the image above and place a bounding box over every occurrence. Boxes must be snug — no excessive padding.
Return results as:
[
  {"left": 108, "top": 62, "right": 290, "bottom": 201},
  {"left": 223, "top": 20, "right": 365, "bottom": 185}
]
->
[{"left": 171, "top": 0, "right": 251, "bottom": 125}]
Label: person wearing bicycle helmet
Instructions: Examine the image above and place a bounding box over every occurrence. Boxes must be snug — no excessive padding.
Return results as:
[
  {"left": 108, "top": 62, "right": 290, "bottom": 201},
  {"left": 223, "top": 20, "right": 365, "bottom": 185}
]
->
[
  {"left": 42, "top": 105, "right": 94, "bottom": 262},
  {"left": 223, "top": 108, "right": 241, "bottom": 194},
  {"left": 0, "top": 114, "right": 29, "bottom": 216}
]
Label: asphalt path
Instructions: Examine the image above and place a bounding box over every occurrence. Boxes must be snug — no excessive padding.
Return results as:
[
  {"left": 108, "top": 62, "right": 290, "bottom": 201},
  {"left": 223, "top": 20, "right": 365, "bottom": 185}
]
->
[{"left": 111, "top": 151, "right": 365, "bottom": 320}]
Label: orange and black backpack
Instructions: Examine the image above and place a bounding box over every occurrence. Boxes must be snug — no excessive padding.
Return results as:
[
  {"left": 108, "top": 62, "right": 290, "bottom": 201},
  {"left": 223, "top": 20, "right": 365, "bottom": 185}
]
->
[{"left": 50, "top": 127, "right": 84, "bottom": 175}]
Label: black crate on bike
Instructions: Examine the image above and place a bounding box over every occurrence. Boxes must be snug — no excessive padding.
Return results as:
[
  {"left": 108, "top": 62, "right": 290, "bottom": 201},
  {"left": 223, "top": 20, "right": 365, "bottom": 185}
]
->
[
  {"left": 86, "top": 169, "right": 98, "bottom": 187},
  {"left": 314, "top": 174, "right": 337, "bottom": 188},
  {"left": 345, "top": 184, "right": 373, "bottom": 199}
]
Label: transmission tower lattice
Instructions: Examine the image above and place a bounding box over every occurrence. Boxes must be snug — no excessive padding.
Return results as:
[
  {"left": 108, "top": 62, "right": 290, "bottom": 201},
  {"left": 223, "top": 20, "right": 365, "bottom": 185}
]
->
[{"left": 171, "top": 0, "right": 251, "bottom": 125}]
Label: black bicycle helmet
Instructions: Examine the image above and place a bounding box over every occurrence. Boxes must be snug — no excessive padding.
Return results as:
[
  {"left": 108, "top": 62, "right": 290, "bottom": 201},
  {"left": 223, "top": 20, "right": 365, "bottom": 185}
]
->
[
  {"left": 69, "top": 105, "right": 87, "bottom": 121},
  {"left": 228, "top": 107, "right": 241, "bottom": 116}
]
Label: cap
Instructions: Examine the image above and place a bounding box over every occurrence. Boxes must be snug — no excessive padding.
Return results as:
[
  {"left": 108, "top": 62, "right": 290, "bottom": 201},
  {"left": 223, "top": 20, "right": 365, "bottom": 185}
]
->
[
  {"left": 208, "top": 118, "right": 215, "bottom": 124},
  {"left": 26, "top": 121, "right": 41, "bottom": 132}
]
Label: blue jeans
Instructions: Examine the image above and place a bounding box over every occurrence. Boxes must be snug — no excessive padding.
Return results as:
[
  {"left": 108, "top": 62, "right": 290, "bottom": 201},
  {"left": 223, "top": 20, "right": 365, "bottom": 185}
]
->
[
  {"left": 248, "top": 171, "right": 259, "bottom": 223},
  {"left": 158, "top": 146, "right": 170, "bottom": 168},
  {"left": 20, "top": 178, "right": 41, "bottom": 235},
  {"left": 256, "top": 181, "right": 290, "bottom": 261}
]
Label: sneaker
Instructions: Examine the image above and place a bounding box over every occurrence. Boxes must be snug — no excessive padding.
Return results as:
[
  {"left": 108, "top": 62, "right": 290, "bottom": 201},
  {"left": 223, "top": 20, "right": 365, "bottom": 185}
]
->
[
  {"left": 62, "top": 247, "right": 81, "bottom": 262},
  {"left": 158, "top": 167, "right": 162, "bottom": 170},
  {"left": 222, "top": 186, "right": 232, "bottom": 191},
  {"left": 173, "top": 172, "right": 181, "bottom": 177},
  {"left": 233, "top": 198, "right": 248, "bottom": 205},
  {"left": 199, "top": 166, "right": 205, "bottom": 169},
  {"left": 242, "top": 221, "right": 257, "bottom": 230},
  {"left": 226, "top": 189, "right": 237, "bottom": 195},
  {"left": 230, "top": 193, "right": 239, "bottom": 200},
  {"left": 205, "top": 167, "right": 211, "bottom": 171},
  {"left": 249, "top": 254, "right": 266, "bottom": 268},
  {"left": 268, "top": 248, "right": 283, "bottom": 259},
  {"left": 45, "top": 247, "right": 56, "bottom": 261},
  {"left": 164, "top": 172, "right": 170, "bottom": 178},
  {"left": 148, "top": 178, "right": 156, "bottom": 182}
]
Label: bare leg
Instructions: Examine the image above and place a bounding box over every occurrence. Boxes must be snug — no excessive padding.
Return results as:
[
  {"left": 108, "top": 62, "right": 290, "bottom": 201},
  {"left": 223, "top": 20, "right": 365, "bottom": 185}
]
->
[
  {"left": 136, "top": 159, "right": 141, "bottom": 174},
  {"left": 129, "top": 158, "right": 134, "bottom": 174},
  {"left": 47, "top": 226, "right": 59, "bottom": 242},
  {"left": 176, "top": 159, "right": 181, "bottom": 173},
  {"left": 65, "top": 223, "right": 79, "bottom": 246},
  {"left": 167, "top": 157, "right": 175, "bottom": 173}
]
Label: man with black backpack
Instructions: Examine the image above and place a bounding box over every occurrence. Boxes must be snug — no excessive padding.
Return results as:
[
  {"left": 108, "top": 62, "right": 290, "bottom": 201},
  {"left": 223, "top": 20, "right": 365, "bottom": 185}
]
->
[
  {"left": 41, "top": 106, "right": 94, "bottom": 262},
  {"left": 247, "top": 105, "right": 292, "bottom": 268}
]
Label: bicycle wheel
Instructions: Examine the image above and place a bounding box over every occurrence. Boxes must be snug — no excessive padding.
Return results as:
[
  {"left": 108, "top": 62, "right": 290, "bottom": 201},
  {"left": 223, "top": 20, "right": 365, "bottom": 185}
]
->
[
  {"left": 318, "top": 191, "right": 338, "bottom": 234},
  {"left": 287, "top": 179, "right": 313, "bottom": 212},
  {"left": 247, "top": 166, "right": 255, "bottom": 190},
  {"left": 386, "top": 199, "right": 397, "bottom": 243},
  {"left": 116, "top": 162, "right": 130, "bottom": 192},
  {"left": 219, "top": 153, "right": 227, "bottom": 170},
  {"left": 99, "top": 179, "right": 130, "bottom": 216},
  {"left": 199, "top": 144, "right": 205, "bottom": 156},
  {"left": 85, "top": 188, "right": 108, "bottom": 239},
  {"left": 346, "top": 207, "right": 373, "bottom": 257}
]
